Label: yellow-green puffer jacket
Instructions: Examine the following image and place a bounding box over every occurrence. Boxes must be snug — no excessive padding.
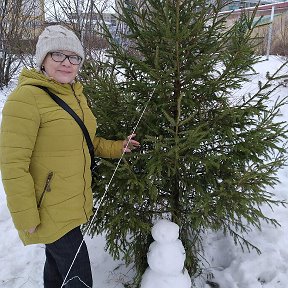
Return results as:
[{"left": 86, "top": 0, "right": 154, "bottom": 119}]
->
[{"left": 0, "top": 68, "right": 123, "bottom": 245}]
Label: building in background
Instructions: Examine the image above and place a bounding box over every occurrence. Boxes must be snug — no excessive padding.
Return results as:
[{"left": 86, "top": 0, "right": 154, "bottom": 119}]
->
[
  {"left": 114, "top": 0, "right": 283, "bottom": 12},
  {"left": 68, "top": 11, "right": 117, "bottom": 35},
  {"left": 221, "top": 0, "right": 276, "bottom": 11}
]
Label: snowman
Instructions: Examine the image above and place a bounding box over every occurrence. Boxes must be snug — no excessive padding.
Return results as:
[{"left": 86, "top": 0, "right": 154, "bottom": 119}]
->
[{"left": 140, "top": 219, "right": 192, "bottom": 288}]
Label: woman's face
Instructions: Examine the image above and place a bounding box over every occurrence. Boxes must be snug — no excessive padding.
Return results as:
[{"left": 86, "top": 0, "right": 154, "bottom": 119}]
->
[{"left": 42, "top": 50, "right": 82, "bottom": 84}]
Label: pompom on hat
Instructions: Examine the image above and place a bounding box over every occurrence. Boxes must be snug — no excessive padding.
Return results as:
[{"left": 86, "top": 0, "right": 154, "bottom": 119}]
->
[{"left": 35, "top": 25, "right": 85, "bottom": 69}]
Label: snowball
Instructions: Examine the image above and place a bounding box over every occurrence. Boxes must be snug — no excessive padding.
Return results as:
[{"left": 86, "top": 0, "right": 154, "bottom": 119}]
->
[
  {"left": 147, "top": 240, "right": 186, "bottom": 275},
  {"left": 152, "top": 219, "right": 179, "bottom": 243},
  {"left": 140, "top": 267, "right": 192, "bottom": 288}
]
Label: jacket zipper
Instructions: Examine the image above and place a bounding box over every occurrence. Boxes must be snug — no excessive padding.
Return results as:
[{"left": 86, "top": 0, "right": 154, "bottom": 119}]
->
[
  {"left": 37, "top": 171, "right": 53, "bottom": 208},
  {"left": 71, "top": 86, "right": 89, "bottom": 221}
]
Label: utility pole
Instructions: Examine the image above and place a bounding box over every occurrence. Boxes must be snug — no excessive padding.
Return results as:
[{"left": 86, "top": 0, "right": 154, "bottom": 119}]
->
[
  {"left": 266, "top": 5, "right": 275, "bottom": 60},
  {"left": 77, "top": 0, "right": 85, "bottom": 42}
]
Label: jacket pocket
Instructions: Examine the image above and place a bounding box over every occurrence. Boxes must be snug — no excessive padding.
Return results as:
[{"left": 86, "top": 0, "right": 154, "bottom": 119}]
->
[{"left": 37, "top": 171, "right": 54, "bottom": 208}]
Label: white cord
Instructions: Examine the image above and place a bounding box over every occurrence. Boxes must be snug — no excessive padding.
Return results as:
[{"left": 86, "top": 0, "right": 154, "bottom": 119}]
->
[{"left": 60, "top": 85, "right": 158, "bottom": 288}]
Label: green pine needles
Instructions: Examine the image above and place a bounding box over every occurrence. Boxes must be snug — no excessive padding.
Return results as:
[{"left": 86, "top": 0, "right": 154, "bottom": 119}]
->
[{"left": 81, "top": 0, "right": 288, "bottom": 286}]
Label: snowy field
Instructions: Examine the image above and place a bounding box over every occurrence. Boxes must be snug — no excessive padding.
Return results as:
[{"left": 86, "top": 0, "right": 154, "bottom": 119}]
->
[{"left": 0, "top": 56, "right": 288, "bottom": 288}]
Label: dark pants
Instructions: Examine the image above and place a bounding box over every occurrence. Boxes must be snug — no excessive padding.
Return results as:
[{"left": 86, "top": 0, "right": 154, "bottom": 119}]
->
[{"left": 44, "top": 227, "right": 93, "bottom": 288}]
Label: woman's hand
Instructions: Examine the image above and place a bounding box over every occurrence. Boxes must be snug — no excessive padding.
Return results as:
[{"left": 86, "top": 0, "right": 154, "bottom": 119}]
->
[{"left": 123, "top": 133, "right": 140, "bottom": 153}]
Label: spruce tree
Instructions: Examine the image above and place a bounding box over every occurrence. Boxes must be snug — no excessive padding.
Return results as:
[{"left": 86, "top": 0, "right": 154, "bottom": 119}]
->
[{"left": 81, "top": 0, "right": 288, "bottom": 286}]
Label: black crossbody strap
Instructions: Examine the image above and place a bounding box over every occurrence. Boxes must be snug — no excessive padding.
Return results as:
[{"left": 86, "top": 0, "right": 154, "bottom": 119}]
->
[{"left": 34, "top": 85, "right": 95, "bottom": 170}]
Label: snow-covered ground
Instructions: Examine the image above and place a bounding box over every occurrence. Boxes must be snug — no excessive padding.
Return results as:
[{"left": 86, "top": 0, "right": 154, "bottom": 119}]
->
[{"left": 0, "top": 56, "right": 288, "bottom": 288}]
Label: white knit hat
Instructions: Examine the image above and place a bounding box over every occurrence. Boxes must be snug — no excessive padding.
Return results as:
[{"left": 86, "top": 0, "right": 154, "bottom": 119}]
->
[{"left": 35, "top": 25, "right": 85, "bottom": 68}]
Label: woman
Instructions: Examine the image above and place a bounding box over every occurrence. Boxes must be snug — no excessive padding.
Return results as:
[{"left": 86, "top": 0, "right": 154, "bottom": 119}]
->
[{"left": 0, "top": 25, "right": 139, "bottom": 287}]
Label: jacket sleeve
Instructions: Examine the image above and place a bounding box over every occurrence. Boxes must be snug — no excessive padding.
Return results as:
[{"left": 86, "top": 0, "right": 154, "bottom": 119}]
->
[
  {"left": 0, "top": 86, "right": 41, "bottom": 231},
  {"left": 93, "top": 136, "right": 123, "bottom": 159}
]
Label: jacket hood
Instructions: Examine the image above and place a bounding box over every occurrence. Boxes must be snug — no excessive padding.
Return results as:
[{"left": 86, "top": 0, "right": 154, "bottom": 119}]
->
[{"left": 18, "top": 68, "right": 83, "bottom": 96}]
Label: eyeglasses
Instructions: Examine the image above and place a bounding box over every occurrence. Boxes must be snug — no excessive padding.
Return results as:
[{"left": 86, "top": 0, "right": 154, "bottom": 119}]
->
[{"left": 49, "top": 51, "right": 82, "bottom": 65}]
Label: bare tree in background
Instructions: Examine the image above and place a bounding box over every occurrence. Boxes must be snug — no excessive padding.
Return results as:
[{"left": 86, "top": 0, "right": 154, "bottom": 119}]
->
[{"left": 0, "top": 0, "right": 42, "bottom": 88}]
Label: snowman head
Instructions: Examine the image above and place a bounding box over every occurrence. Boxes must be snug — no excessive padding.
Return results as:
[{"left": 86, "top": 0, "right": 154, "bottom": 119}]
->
[{"left": 152, "top": 219, "right": 180, "bottom": 243}]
